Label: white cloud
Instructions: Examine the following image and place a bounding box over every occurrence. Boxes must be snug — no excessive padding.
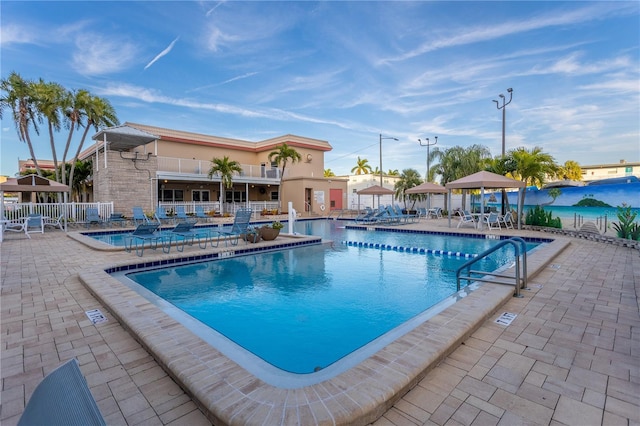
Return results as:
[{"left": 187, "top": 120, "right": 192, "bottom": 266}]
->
[
  {"left": 144, "top": 37, "right": 180, "bottom": 70},
  {"left": 0, "top": 23, "right": 39, "bottom": 46},
  {"left": 72, "top": 33, "right": 138, "bottom": 75}
]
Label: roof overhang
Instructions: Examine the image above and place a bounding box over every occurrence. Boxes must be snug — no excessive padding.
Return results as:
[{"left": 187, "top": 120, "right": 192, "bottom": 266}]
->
[{"left": 92, "top": 125, "right": 159, "bottom": 151}]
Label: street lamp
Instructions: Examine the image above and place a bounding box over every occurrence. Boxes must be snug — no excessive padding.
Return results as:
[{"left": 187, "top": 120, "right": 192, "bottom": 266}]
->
[
  {"left": 419, "top": 136, "right": 438, "bottom": 210},
  {"left": 493, "top": 88, "right": 513, "bottom": 215},
  {"left": 379, "top": 133, "right": 398, "bottom": 208}
]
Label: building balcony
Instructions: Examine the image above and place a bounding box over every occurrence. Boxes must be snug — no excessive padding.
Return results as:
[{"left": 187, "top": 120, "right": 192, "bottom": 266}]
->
[{"left": 157, "top": 156, "right": 280, "bottom": 182}]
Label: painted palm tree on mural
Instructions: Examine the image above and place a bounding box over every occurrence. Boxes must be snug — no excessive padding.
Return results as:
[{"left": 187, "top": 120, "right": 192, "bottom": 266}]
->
[
  {"left": 351, "top": 156, "right": 372, "bottom": 175},
  {"left": 268, "top": 143, "right": 301, "bottom": 210},
  {"left": 208, "top": 156, "right": 243, "bottom": 214}
]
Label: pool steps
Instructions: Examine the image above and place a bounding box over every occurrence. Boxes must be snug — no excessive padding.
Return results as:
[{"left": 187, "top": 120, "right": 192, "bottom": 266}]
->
[{"left": 341, "top": 240, "right": 478, "bottom": 258}]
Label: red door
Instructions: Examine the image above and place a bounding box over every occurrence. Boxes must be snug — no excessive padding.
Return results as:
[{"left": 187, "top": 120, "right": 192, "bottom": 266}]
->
[{"left": 330, "top": 189, "right": 342, "bottom": 210}]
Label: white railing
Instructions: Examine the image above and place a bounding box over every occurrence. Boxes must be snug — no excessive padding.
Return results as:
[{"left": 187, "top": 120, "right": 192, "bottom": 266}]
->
[
  {"left": 1, "top": 202, "right": 114, "bottom": 223},
  {"left": 157, "top": 157, "right": 280, "bottom": 180},
  {"left": 158, "top": 201, "right": 280, "bottom": 218}
]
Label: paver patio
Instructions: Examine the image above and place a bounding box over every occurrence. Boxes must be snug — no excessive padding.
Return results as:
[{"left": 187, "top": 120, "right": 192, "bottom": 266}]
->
[{"left": 1, "top": 220, "right": 638, "bottom": 425}]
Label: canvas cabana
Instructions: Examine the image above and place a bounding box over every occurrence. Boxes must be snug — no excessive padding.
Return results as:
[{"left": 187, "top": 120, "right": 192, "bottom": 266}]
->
[
  {"left": 445, "top": 171, "right": 525, "bottom": 230},
  {"left": 405, "top": 182, "right": 447, "bottom": 211},
  {"left": 0, "top": 174, "right": 71, "bottom": 231},
  {"left": 357, "top": 185, "right": 395, "bottom": 210}
]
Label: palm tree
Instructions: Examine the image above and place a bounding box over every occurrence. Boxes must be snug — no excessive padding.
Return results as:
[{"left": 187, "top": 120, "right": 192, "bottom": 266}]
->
[
  {"left": 557, "top": 160, "right": 582, "bottom": 181},
  {"left": 208, "top": 156, "right": 243, "bottom": 214},
  {"left": 324, "top": 169, "right": 336, "bottom": 177},
  {"left": 0, "top": 72, "right": 43, "bottom": 176},
  {"left": 387, "top": 169, "right": 399, "bottom": 176},
  {"left": 351, "top": 157, "right": 372, "bottom": 175},
  {"left": 394, "top": 168, "right": 423, "bottom": 210},
  {"left": 67, "top": 94, "right": 119, "bottom": 193},
  {"left": 268, "top": 143, "right": 302, "bottom": 209},
  {"left": 32, "top": 79, "right": 65, "bottom": 183},
  {"left": 508, "top": 146, "right": 558, "bottom": 215},
  {"left": 61, "top": 89, "right": 91, "bottom": 186}
]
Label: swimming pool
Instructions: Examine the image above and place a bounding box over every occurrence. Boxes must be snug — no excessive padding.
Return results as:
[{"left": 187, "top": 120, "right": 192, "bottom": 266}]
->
[{"left": 109, "top": 220, "right": 541, "bottom": 385}]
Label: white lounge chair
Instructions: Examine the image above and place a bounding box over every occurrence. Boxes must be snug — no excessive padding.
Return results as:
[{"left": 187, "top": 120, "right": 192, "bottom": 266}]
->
[
  {"left": 44, "top": 214, "right": 64, "bottom": 231},
  {"left": 457, "top": 210, "right": 476, "bottom": 229},
  {"left": 499, "top": 211, "right": 514, "bottom": 229},
  {"left": 484, "top": 212, "right": 501, "bottom": 230}
]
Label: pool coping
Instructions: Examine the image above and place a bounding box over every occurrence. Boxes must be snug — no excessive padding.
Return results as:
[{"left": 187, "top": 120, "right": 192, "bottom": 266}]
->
[{"left": 78, "top": 234, "right": 571, "bottom": 425}]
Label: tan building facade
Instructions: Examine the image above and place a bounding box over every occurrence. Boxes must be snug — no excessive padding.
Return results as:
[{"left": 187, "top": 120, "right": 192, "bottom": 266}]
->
[{"left": 81, "top": 123, "right": 347, "bottom": 216}]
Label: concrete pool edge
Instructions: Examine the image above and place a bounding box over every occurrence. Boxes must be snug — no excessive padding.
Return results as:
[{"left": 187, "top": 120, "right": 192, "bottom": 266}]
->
[{"left": 78, "top": 237, "right": 571, "bottom": 425}]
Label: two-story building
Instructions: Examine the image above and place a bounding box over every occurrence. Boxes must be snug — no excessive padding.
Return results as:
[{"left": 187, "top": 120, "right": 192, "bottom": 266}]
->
[{"left": 81, "top": 123, "right": 348, "bottom": 216}]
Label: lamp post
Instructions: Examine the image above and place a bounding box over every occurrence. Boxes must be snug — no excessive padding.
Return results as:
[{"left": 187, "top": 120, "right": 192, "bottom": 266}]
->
[
  {"left": 493, "top": 88, "right": 513, "bottom": 215},
  {"left": 418, "top": 136, "right": 438, "bottom": 210},
  {"left": 379, "top": 133, "right": 399, "bottom": 208}
]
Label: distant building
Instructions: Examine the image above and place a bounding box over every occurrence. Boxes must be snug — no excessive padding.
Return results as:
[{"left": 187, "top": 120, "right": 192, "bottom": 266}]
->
[
  {"left": 341, "top": 173, "right": 401, "bottom": 210},
  {"left": 581, "top": 160, "right": 640, "bottom": 183},
  {"left": 18, "top": 159, "right": 57, "bottom": 174}
]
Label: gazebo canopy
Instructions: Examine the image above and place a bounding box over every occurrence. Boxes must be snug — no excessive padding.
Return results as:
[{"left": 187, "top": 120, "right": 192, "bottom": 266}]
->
[
  {"left": 357, "top": 185, "right": 395, "bottom": 195},
  {"left": 0, "top": 174, "right": 70, "bottom": 193},
  {"left": 92, "top": 124, "right": 159, "bottom": 151},
  {"left": 405, "top": 182, "right": 448, "bottom": 194},
  {"left": 445, "top": 171, "right": 525, "bottom": 190}
]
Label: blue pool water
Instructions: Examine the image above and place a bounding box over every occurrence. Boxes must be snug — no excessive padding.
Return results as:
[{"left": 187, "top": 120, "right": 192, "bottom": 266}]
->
[{"left": 113, "top": 220, "right": 541, "bottom": 376}]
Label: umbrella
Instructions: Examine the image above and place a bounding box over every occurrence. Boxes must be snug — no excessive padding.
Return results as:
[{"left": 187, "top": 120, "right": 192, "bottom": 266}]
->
[
  {"left": 405, "top": 182, "right": 447, "bottom": 194},
  {"left": 357, "top": 185, "right": 395, "bottom": 210}
]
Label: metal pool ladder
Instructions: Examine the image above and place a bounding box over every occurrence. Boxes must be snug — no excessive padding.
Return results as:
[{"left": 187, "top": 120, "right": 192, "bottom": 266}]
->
[{"left": 456, "top": 237, "right": 528, "bottom": 298}]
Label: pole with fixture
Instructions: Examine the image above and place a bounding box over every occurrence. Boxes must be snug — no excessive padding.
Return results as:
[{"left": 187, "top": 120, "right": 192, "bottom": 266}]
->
[
  {"left": 493, "top": 88, "right": 513, "bottom": 216},
  {"left": 418, "top": 136, "right": 438, "bottom": 211},
  {"left": 379, "top": 133, "right": 399, "bottom": 209}
]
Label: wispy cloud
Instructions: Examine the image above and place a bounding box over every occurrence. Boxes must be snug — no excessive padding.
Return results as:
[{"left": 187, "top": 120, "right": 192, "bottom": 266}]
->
[
  {"left": 144, "top": 37, "right": 180, "bottom": 70},
  {"left": 188, "top": 72, "right": 260, "bottom": 93},
  {"left": 72, "top": 33, "right": 138, "bottom": 75},
  {"left": 0, "top": 23, "right": 40, "bottom": 46}
]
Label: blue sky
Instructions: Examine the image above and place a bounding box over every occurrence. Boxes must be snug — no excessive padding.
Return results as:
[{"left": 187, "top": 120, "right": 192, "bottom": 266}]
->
[{"left": 1, "top": 1, "right": 639, "bottom": 179}]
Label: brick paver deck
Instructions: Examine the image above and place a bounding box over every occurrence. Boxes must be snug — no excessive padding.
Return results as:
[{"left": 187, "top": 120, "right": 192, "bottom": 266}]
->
[{"left": 1, "top": 221, "right": 638, "bottom": 425}]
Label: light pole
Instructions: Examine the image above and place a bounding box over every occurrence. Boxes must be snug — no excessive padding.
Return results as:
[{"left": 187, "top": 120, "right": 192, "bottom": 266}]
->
[
  {"left": 493, "top": 88, "right": 513, "bottom": 215},
  {"left": 418, "top": 136, "right": 438, "bottom": 210},
  {"left": 379, "top": 133, "right": 398, "bottom": 208}
]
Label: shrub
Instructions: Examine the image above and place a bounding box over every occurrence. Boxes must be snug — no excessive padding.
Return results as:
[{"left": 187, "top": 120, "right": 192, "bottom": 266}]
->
[
  {"left": 612, "top": 204, "right": 640, "bottom": 240},
  {"left": 525, "top": 205, "right": 562, "bottom": 229}
]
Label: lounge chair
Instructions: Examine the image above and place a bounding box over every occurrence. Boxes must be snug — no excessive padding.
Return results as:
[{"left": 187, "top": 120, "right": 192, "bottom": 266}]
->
[
  {"left": 216, "top": 208, "right": 253, "bottom": 246},
  {"left": 2, "top": 216, "right": 30, "bottom": 239},
  {"left": 17, "top": 358, "right": 105, "bottom": 426},
  {"left": 26, "top": 214, "right": 45, "bottom": 234},
  {"left": 499, "top": 211, "right": 514, "bottom": 229},
  {"left": 44, "top": 214, "right": 64, "bottom": 231},
  {"left": 394, "top": 204, "right": 418, "bottom": 223},
  {"left": 354, "top": 208, "right": 375, "bottom": 224},
  {"left": 165, "top": 221, "right": 209, "bottom": 251},
  {"left": 483, "top": 212, "right": 501, "bottom": 230},
  {"left": 457, "top": 210, "right": 476, "bottom": 229},
  {"left": 85, "top": 209, "right": 104, "bottom": 228},
  {"left": 132, "top": 206, "right": 150, "bottom": 225},
  {"left": 429, "top": 207, "right": 443, "bottom": 219},
  {"left": 155, "top": 206, "right": 174, "bottom": 224},
  {"left": 124, "top": 223, "right": 169, "bottom": 256},
  {"left": 194, "top": 206, "right": 210, "bottom": 222},
  {"left": 108, "top": 213, "right": 127, "bottom": 227},
  {"left": 175, "top": 206, "right": 189, "bottom": 221}
]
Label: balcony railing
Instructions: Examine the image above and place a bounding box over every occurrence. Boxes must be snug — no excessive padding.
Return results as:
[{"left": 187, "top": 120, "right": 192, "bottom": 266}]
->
[{"left": 157, "top": 157, "right": 280, "bottom": 180}]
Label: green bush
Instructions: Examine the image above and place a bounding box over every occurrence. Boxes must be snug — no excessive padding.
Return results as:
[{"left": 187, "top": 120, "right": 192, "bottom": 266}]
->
[
  {"left": 525, "top": 205, "right": 562, "bottom": 229},
  {"left": 612, "top": 204, "right": 640, "bottom": 240}
]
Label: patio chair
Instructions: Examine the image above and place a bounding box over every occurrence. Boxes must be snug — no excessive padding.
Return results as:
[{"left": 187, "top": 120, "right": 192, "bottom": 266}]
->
[
  {"left": 194, "top": 206, "right": 210, "bottom": 223},
  {"left": 124, "top": 223, "right": 169, "bottom": 256},
  {"left": 17, "top": 358, "right": 106, "bottom": 426},
  {"left": 456, "top": 210, "right": 476, "bottom": 229},
  {"left": 483, "top": 212, "right": 501, "bottom": 230},
  {"left": 26, "top": 214, "right": 45, "bottom": 234},
  {"left": 132, "top": 206, "right": 150, "bottom": 225},
  {"left": 2, "top": 216, "right": 30, "bottom": 240},
  {"left": 85, "top": 209, "right": 104, "bottom": 228},
  {"left": 175, "top": 206, "right": 189, "bottom": 221},
  {"left": 108, "top": 213, "right": 127, "bottom": 227},
  {"left": 166, "top": 221, "right": 209, "bottom": 251},
  {"left": 354, "top": 207, "right": 375, "bottom": 224},
  {"left": 216, "top": 208, "right": 253, "bottom": 246},
  {"left": 44, "top": 214, "right": 64, "bottom": 231},
  {"left": 499, "top": 211, "right": 514, "bottom": 229},
  {"left": 155, "top": 206, "right": 174, "bottom": 224},
  {"left": 429, "top": 207, "right": 443, "bottom": 219},
  {"left": 417, "top": 207, "right": 428, "bottom": 220}
]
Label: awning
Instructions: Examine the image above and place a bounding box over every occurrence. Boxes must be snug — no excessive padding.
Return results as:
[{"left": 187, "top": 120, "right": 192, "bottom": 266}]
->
[{"left": 92, "top": 124, "right": 159, "bottom": 151}]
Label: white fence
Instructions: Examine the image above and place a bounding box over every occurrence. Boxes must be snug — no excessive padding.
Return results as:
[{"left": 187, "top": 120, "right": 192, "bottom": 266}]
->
[
  {"left": 1, "top": 202, "right": 115, "bottom": 223},
  {"left": 159, "top": 201, "right": 280, "bottom": 218}
]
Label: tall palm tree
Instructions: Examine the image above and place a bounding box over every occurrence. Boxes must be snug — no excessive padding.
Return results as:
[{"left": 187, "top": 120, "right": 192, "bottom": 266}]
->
[
  {"left": 61, "top": 89, "right": 91, "bottom": 186},
  {"left": 351, "top": 156, "right": 372, "bottom": 175},
  {"left": 208, "top": 156, "right": 243, "bottom": 214},
  {"left": 32, "top": 79, "right": 65, "bottom": 183},
  {"left": 557, "top": 160, "right": 582, "bottom": 181},
  {"left": 508, "top": 146, "right": 558, "bottom": 215},
  {"left": 394, "top": 168, "right": 423, "bottom": 209},
  {"left": 0, "top": 72, "right": 43, "bottom": 175},
  {"left": 268, "top": 143, "right": 301, "bottom": 209},
  {"left": 67, "top": 95, "right": 119, "bottom": 192}
]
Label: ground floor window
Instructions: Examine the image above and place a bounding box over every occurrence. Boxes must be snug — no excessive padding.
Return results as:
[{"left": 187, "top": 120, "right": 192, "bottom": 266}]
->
[
  {"left": 192, "top": 190, "right": 210, "bottom": 202},
  {"left": 160, "top": 189, "right": 184, "bottom": 202},
  {"left": 225, "top": 190, "right": 246, "bottom": 202}
]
